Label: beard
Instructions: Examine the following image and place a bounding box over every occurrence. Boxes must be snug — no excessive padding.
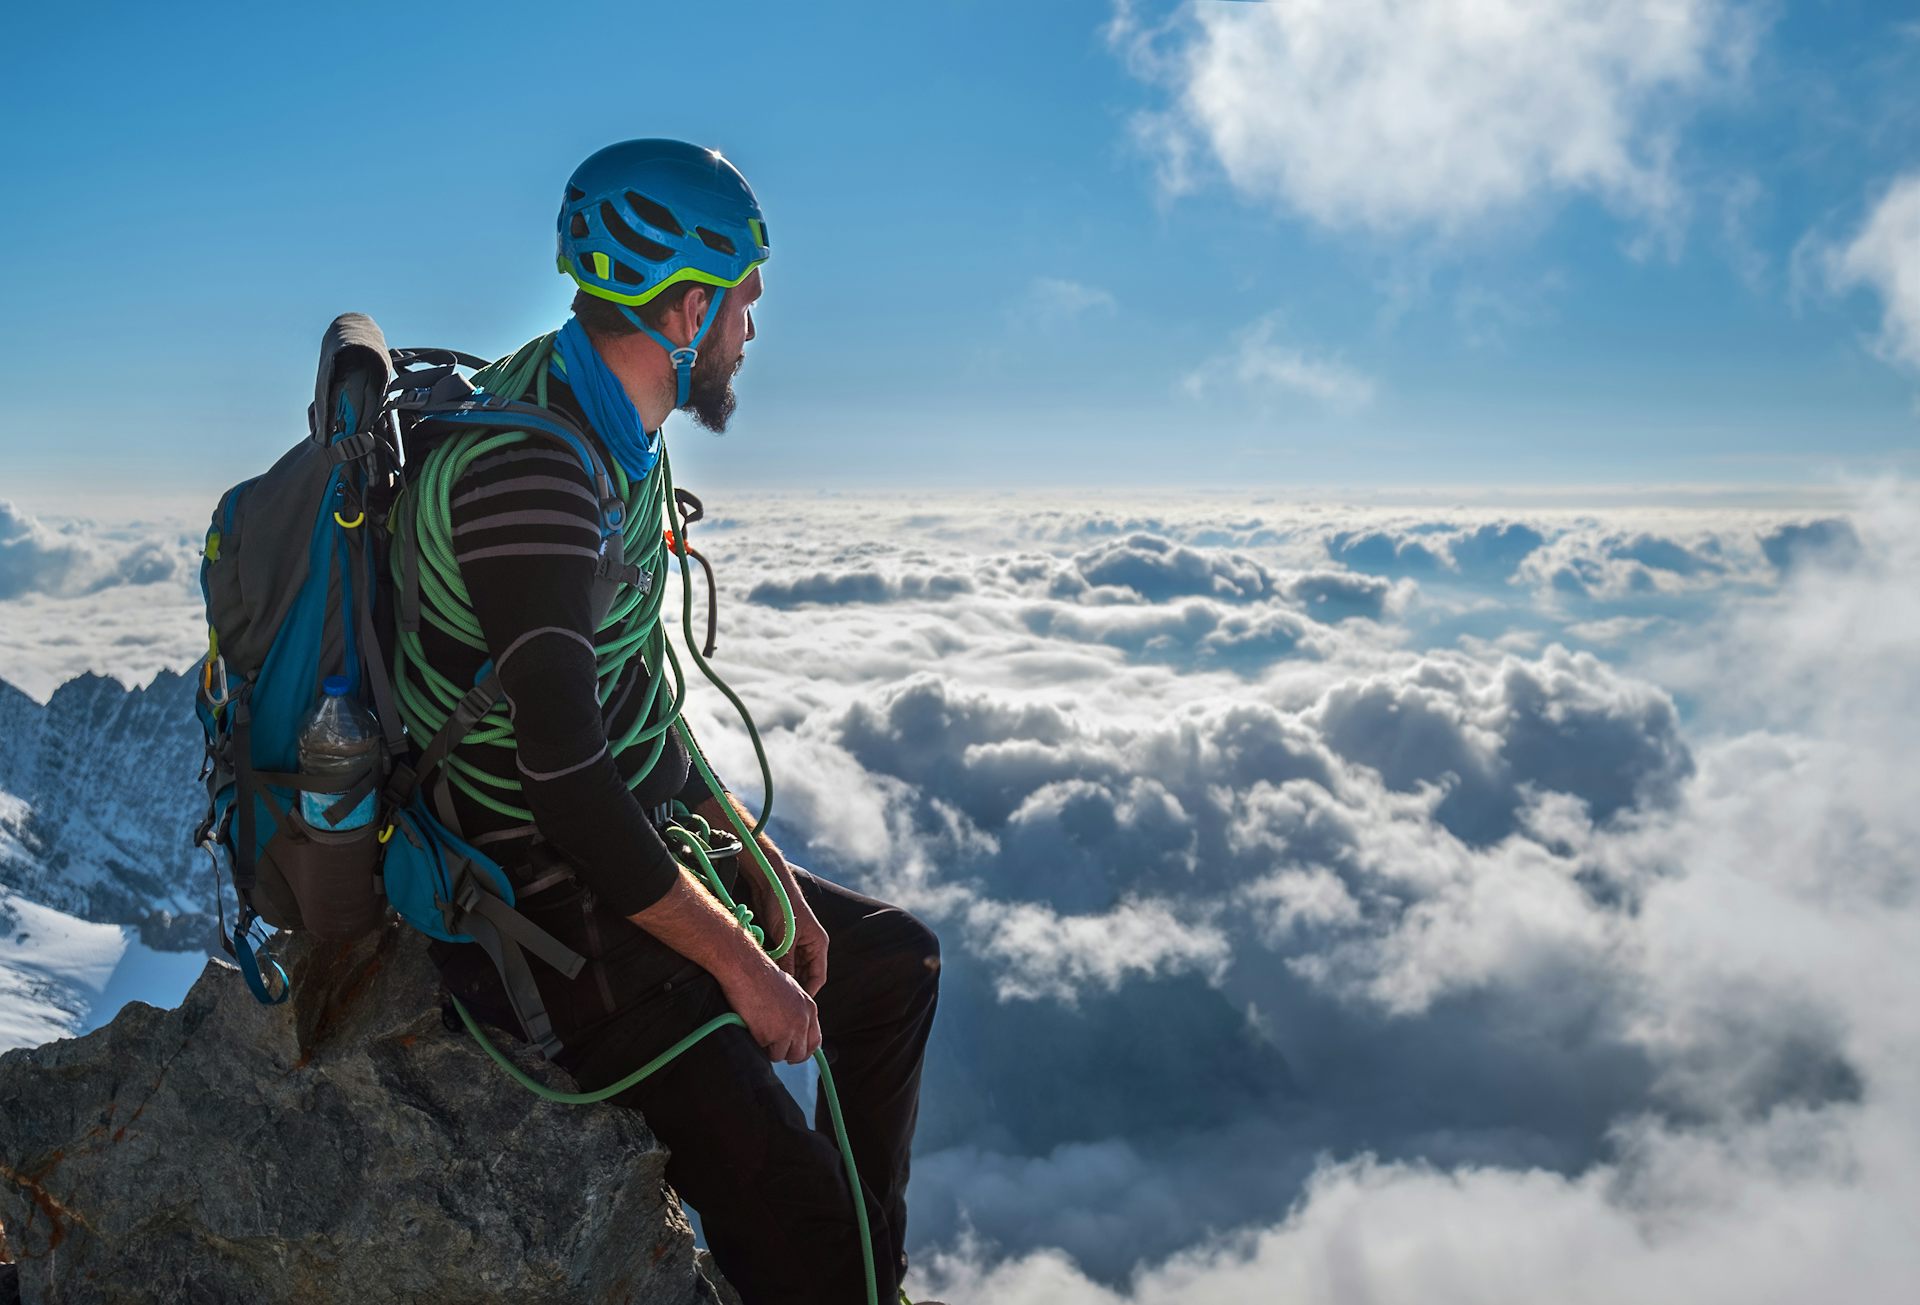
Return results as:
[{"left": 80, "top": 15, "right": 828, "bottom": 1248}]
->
[{"left": 686, "top": 344, "right": 741, "bottom": 433}]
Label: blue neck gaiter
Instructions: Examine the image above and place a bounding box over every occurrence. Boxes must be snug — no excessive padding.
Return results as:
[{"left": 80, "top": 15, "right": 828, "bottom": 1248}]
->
[{"left": 553, "top": 316, "right": 662, "bottom": 482}]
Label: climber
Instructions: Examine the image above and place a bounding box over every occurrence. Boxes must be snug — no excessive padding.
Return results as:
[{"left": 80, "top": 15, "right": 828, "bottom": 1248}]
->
[{"left": 416, "top": 139, "right": 943, "bottom": 1305}]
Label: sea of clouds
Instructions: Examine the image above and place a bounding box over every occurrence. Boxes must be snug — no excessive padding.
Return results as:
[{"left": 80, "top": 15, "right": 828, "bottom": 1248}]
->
[
  {"left": 0, "top": 485, "right": 1912, "bottom": 1303},
  {"left": 0, "top": 499, "right": 205, "bottom": 700}
]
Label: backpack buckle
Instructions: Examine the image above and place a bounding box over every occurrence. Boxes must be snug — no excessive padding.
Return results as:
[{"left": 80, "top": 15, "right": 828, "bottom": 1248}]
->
[
  {"left": 592, "top": 552, "right": 651, "bottom": 594},
  {"left": 327, "top": 431, "right": 378, "bottom": 464},
  {"left": 446, "top": 866, "right": 491, "bottom": 935}
]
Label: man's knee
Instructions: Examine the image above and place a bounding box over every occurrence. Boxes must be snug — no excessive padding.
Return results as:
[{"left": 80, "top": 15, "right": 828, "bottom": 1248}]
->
[
  {"left": 883, "top": 906, "right": 941, "bottom": 1002},
  {"left": 905, "top": 909, "right": 940, "bottom": 981}
]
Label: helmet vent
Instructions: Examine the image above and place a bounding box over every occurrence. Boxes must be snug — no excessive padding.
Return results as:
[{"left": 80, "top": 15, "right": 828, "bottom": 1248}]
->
[
  {"left": 570, "top": 213, "right": 589, "bottom": 240},
  {"left": 566, "top": 185, "right": 586, "bottom": 203},
  {"left": 610, "top": 260, "right": 645, "bottom": 286},
  {"left": 600, "top": 202, "right": 674, "bottom": 262},
  {"left": 695, "top": 226, "right": 736, "bottom": 256},
  {"left": 624, "top": 191, "right": 684, "bottom": 237}
]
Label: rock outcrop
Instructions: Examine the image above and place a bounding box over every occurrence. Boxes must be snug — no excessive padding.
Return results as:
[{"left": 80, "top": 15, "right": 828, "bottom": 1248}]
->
[{"left": 0, "top": 921, "right": 729, "bottom": 1304}]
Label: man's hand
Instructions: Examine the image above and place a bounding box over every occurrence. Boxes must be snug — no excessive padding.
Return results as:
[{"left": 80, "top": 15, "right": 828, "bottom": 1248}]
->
[
  {"left": 624, "top": 868, "right": 817, "bottom": 1062},
  {"left": 694, "top": 793, "right": 830, "bottom": 997},
  {"left": 718, "top": 954, "right": 821, "bottom": 1064},
  {"left": 750, "top": 861, "right": 830, "bottom": 997}
]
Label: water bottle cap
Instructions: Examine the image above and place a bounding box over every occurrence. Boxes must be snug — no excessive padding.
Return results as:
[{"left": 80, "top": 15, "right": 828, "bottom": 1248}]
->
[{"left": 323, "top": 675, "right": 351, "bottom": 697}]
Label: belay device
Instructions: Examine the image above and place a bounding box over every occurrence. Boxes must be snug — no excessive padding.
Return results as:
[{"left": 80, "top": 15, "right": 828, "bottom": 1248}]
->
[{"left": 191, "top": 313, "right": 881, "bottom": 1305}]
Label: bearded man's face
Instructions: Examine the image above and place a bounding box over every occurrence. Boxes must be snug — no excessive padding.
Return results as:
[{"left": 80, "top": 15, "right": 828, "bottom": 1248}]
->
[
  {"left": 686, "top": 331, "right": 741, "bottom": 432},
  {"left": 685, "top": 270, "right": 761, "bottom": 433}
]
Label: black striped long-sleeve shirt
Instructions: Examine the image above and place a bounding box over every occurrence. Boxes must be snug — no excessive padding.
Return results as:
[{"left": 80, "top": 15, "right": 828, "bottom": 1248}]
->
[{"left": 417, "top": 374, "right": 716, "bottom": 915}]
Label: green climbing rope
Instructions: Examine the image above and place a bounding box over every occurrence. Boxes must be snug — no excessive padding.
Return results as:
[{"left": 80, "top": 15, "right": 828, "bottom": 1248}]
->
[
  {"left": 398, "top": 332, "right": 874, "bottom": 1305},
  {"left": 390, "top": 334, "right": 682, "bottom": 822}
]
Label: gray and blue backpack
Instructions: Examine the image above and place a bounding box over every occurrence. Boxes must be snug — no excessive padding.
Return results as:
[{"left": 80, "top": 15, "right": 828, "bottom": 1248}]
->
[{"left": 191, "top": 313, "right": 628, "bottom": 1051}]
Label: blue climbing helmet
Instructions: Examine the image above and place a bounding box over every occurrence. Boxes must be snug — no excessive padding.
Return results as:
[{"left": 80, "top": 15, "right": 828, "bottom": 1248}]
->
[{"left": 556, "top": 138, "right": 771, "bottom": 409}]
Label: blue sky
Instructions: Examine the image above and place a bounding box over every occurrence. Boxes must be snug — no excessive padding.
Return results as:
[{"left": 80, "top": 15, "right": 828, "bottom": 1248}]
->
[
  {"left": 3, "top": 0, "right": 1918, "bottom": 505},
  {"left": 5, "top": 9, "right": 1920, "bottom": 1295}
]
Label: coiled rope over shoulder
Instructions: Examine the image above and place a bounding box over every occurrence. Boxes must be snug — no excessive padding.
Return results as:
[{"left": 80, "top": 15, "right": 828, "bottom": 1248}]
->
[{"left": 393, "top": 333, "right": 875, "bottom": 1305}]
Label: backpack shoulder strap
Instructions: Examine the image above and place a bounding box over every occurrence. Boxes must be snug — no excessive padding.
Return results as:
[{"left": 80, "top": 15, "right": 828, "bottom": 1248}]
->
[{"left": 383, "top": 352, "right": 627, "bottom": 539}]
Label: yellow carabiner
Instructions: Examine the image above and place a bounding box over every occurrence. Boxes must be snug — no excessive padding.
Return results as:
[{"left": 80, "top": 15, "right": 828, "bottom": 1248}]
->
[
  {"left": 378, "top": 823, "right": 395, "bottom": 845},
  {"left": 334, "top": 509, "right": 366, "bottom": 529}
]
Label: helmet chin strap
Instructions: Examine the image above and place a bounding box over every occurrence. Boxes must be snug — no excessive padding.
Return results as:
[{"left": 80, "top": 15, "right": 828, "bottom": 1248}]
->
[{"left": 619, "top": 287, "right": 728, "bottom": 411}]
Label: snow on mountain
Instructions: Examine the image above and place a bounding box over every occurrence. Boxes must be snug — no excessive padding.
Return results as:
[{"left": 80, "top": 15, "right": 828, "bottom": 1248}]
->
[
  {"left": 0, "top": 884, "right": 212, "bottom": 1053},
  {"left": 0, "top": 885, "right": 125, "bottom": 1048},
  {"left": 0, "top": 668, "right": 217, "bottom": 952}
]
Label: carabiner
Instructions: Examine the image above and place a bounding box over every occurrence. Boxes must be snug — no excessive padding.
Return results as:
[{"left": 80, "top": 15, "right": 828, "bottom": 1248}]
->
[{"left": 203, "top": 653, "right": 230, "bottom": 708}]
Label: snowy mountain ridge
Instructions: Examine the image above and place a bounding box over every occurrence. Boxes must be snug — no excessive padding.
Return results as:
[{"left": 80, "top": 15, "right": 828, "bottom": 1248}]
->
[
  {"left": 0, "top": 669, "right": 217, "bottom": 1053},
  {"left": 0, "top": 668, "right": 216, "bottom": 953}
]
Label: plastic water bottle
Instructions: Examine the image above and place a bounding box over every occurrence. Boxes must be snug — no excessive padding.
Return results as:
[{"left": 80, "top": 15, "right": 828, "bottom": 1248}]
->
[{"left": 298, "top": 676, "right": 378, "bottom": 832}]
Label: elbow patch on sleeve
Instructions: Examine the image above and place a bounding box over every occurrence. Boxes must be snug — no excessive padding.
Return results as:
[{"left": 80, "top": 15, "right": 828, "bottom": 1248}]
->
[{"left": 497, "top": 631, "right": 606, "bottom": 775}]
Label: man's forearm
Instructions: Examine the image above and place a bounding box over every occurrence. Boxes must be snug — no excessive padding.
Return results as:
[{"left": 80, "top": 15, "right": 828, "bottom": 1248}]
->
[{"left": 625, "top": 865, "right": 771, "bottom": 986}]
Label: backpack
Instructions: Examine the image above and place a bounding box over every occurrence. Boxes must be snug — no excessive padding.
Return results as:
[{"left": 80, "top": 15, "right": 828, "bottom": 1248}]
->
[{"left": 191, "top": 312, "right": 653, "bottom": 1057}]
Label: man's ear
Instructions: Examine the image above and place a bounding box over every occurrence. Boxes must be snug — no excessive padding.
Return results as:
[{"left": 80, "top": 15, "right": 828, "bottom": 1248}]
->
[{"left": 671, "top": 286, "right": 713, "bottom": 346}]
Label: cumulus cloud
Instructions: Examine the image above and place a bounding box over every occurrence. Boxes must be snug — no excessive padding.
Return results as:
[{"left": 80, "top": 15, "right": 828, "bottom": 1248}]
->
[
  {"left": 0, "top": 498, "right": 200, "bottom": 602},
  {"left": 1759, "top": 517, "right": 1862, "bottom": 573},
  {"left": 1111, "top": 0, "right": 1754, "bottom": 239},
  {"left": 1065, "top": 533, "right": 1278, "bottom": 603},
  {"left": 1824, "top": 172, "right": 1920, "bottom": 371},
  {"left": 1516, "top": 527, "right": 1738, "bottom": 601},
  {"left": 0, "top": 503, "right": 203, "bottom": 700},
  {"left": 1281, "top": 570, "right": 1402, "bottom": 622},
  {"left": 0, "top": 500, "right": 91, "bottom": 600},
  {"left": 1328, "top": 528, "right": 1453, "bottom": 577},
  {"left": 1326, "top": 515, "right": 1770, "bottom": 606},
  {"left": 0, "top": 500, "right": 192, "bottom": 601},
  {"left": 958, "top": 894, "right": 1231, "bottom": 1003},
  {"left": 1020, "top": 600, "right": 1318, "bottom": 674},
  {"left": 1447, "top": 521, "right": 1550, "bottom": 576},
  {"left": 905, "top": 485, "right": 1920, "bottom": 1304}
]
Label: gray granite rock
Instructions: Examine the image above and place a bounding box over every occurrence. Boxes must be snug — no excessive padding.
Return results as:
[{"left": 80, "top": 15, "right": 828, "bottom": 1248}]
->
[
  {"left": 696, "top": 1250, "right": 746, "bottom": 1305},
  {"left": 0, "top": 921, "right": 726, "bottom": 1304}
]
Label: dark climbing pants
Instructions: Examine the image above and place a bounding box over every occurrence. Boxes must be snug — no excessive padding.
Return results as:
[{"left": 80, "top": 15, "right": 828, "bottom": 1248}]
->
[{"left": 550, "top": 868, "right": 941, "bottom": 1305}]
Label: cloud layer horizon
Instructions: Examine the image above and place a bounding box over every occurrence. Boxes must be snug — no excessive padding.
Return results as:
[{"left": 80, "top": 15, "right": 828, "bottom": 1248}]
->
[{"left": 0, "top": 485, "right": 1911, "bottom": 1303}]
